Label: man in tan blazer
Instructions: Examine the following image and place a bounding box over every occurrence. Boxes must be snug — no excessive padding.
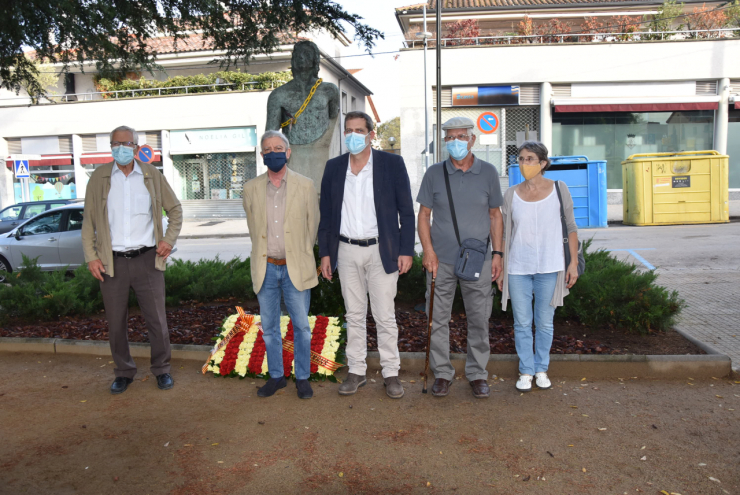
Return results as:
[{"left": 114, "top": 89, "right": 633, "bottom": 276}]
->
[
  {"left": 82, "top": 125, "right": 182, "bottom": 395},
  {"left": 243, "top": 130, "right": 319, "bottom": 399}
]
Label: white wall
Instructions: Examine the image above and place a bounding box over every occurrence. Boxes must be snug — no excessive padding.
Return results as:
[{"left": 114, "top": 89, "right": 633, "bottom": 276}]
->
[{"left": 400, "top": 39, "right": 740, "bottom": 192}]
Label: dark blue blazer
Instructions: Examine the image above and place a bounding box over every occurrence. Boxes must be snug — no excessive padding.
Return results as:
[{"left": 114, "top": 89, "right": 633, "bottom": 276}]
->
[{"left": 318, "top": 149, "right": 415, "bottom": 275}]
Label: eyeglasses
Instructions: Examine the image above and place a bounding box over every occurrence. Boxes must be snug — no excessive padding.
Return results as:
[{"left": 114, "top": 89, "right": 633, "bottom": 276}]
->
[
  {"left": 443, "top": 134, "right": 471, "bottom": 142},
  {"left": 111, "top": 141, "right": 136, "bottom": 147},
  {"left": 518, "top": 156, "right": 541, "bottom": 164},
  {"left": 263, "top": 146, "right": 287, "bottom": 153}
]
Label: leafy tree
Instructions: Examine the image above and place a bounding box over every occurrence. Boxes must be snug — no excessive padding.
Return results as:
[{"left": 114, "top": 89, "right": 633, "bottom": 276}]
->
[
  {"left": 643, "top": 1, "right": 685, "bottom": 40},
  {"left": 443, "top": 19, "right": 480, "bottom": 46},
  {"left": 375, "top": 116, "right": 401, "bottom": 150},
  {"left": 0, "top": 0, "right": 382, "bottom": 101}
]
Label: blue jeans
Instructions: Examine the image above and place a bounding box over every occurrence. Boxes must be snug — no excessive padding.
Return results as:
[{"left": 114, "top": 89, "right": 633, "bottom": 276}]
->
[
  {"left": 509, "top": 272, "right": 558, "bottom": 376},
  {"left": 256, "top": 263, "right": 312, "bottom": 380}
]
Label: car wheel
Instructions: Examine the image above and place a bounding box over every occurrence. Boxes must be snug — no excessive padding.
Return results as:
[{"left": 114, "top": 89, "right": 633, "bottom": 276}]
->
[{"left": 0, "top": 255, "right": 11, "bottom": 283}]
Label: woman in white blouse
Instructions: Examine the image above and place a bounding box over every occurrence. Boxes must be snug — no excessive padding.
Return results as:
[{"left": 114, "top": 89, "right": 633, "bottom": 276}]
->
[{"left": 496, "top": 141, "right": 579, "bottom": 392}]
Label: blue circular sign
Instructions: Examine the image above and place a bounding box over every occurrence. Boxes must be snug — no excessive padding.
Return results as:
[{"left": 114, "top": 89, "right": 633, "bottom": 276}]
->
[
  {"left": 137, "top": 145, "right": 155, "bottom": 163},
  {"left": 477, "top": 112, "right": 499, "bottom": 134}
]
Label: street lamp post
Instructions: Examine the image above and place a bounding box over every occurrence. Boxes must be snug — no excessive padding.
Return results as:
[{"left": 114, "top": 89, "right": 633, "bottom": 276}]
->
[
  {"left": 388, "top": 136, "right": 397, "bottom": 153},
  {"left": 416, "top": 6, "right": 432, "bottom": 173}
]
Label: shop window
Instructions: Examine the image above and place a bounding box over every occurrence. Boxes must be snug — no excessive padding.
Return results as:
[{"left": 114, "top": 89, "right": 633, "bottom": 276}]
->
[
  {"left": 173, "top": 152, "right": 257, "bottom": 200},
  {"left": 552, "top": 110, "right": 715, "bottom": 189},
  {"left": 728, "top": 108, "right": 740, "bottom": 189}
]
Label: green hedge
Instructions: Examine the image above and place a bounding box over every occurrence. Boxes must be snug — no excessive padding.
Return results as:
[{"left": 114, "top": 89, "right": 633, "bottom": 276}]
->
[
  {"left": 0, "top": 243, "right": 683, "bottom": 334},
  {"left": 95, "top": 70, "right": 292, "bottom": 98}
]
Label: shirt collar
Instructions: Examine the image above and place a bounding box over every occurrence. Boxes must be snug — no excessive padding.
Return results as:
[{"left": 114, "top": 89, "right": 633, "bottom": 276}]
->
[
  {"left": 346, "top": 150, "right": 373, "bottom": 176},
  {"left": 111, "top": 161, "right": 143, "bottom": 177},
  {"left": 445, "top": 154, "right": 481, "bottom": 175}
]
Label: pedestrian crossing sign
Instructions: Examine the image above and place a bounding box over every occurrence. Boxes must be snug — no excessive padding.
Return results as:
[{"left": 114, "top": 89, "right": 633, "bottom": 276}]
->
[{"left": 14, "top": 160, "right": 30, "bottom": 178}]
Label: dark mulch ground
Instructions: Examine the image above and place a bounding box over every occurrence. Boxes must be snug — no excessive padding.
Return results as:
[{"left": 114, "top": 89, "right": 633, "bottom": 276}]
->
[{"left": 0, "top": 303, "right": 704, "bottom": 355}]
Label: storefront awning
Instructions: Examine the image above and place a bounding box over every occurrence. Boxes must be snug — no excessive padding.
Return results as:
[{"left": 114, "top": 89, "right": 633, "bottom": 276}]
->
[
  {"left": 80, "top": 151, "right": 161, "bottom": 164},
  {"left": 552, "top": 98, "right": 720, "bottom": 113},
  {"left": 4, "top": 154, "right": 72, "bottom": 167}
]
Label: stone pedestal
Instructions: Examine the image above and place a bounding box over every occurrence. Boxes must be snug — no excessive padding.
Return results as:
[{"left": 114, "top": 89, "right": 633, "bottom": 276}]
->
[{"left": 287, "top": 117, "right": 340, "bottom": 188}]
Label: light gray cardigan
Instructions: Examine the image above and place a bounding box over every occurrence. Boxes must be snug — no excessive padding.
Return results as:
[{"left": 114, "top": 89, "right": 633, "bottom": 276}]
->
[{"left": 500, "top": 181, "right": 578, "bottom": 311}]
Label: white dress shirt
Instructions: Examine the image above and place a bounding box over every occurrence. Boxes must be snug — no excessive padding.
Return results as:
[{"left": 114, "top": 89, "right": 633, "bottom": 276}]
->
[
  {"left": 340, "top": 152, "right": 379, "bottom": 239},
  {"left": 108, "top": 162, "right": 155, "bottom": 251},
  {"left": 507, "top": 187, "right": 565, "bottom": 275}
]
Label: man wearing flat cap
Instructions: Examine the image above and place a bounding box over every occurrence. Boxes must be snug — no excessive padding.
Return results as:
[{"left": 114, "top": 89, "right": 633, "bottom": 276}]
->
[{"left": 416, "top": 116, "right": 504, "bottom": 399}]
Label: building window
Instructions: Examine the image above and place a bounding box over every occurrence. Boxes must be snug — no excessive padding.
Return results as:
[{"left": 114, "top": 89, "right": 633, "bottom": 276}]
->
[
  {"left": 341, "top": 92, "right": 347, "bottom": 115},
  {"left": 553, "top": 110, "right": 715, "bottom": 189},
  {"left": 351, "top": 96, "right": 357, "bottom": 111},
  {"left": 728, "top": 107, "right": 740, "bottom": 189},
  {"left": 172, "top": 152, "right": 256, "bottom": 200}
]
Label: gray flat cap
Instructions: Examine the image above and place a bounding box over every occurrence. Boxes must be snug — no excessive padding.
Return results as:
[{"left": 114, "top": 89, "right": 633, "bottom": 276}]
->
[{"left": 442, "top": 116, "right": 474, "bottom": 130}]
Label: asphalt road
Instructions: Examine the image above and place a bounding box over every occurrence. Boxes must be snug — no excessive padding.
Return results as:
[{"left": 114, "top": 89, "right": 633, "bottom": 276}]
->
[{"left": 171, "top": 237, "right": 253, "bottom": 263}]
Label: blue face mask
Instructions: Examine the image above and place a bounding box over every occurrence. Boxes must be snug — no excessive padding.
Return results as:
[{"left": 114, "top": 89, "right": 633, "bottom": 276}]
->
[
  {"left": 446, "top": 139, "right": 469, "bottom": 161},
  {"left": 263, "top": 151, "right": 287, "bottom": 172},
  {"left": 345, "top": 132, "right": 368, "bottom": 155},
  {"left": 111, "top": 145, "right": 135, "bottom": 166}
]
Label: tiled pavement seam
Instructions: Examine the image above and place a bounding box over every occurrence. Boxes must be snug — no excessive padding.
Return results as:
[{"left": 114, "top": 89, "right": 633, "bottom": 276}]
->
[{"left": 657, "top": 270, "right": 740, "bottom": 371}]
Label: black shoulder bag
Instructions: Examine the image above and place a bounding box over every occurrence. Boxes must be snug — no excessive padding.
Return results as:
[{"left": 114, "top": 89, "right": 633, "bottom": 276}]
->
[
  {"left": 443, "top": 165, "right": 489, "bottom": 281},
  {"left": 554, "top": 180, "right": 585, "bottom": 276}
]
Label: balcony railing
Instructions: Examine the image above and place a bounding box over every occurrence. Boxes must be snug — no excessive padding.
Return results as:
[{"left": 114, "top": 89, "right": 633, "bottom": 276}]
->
[
  {"left": 0, "top": 81, "right": 264, "bottom": 104},
  {"left": 403, "top": 28, "right": 740, "bottom": 48}
]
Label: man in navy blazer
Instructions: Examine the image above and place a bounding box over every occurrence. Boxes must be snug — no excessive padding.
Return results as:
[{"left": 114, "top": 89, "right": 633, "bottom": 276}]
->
[{"left": 318, "top": 111, "right": 415, "bottom": 399}]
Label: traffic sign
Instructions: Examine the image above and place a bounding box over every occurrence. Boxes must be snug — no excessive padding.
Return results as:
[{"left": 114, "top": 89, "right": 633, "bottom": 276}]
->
[
  {"left": 477, "top": 112, "right": 499, "bottom": 134},
  {"left": 137, "top": 144, "right": 155, "bottom": 164},
  {"left": 14, "top": 160, "right": 30, "bottom": 178}
]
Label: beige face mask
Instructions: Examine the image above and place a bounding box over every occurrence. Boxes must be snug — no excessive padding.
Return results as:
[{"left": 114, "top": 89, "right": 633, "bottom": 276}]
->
[{"left": 521, "top": 163, "right": 542, "bottom": 181}]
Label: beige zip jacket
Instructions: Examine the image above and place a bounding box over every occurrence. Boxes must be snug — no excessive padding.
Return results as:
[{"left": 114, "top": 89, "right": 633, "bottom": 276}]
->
[
  {"left": 81, "top": 161, "right": 183, "bottom": 278},
  {"left": 243, "top": 168, "right": 319, "bottom": 294},
  {"left": 500, "top": 180, "right": 578, "bottom": 310}
]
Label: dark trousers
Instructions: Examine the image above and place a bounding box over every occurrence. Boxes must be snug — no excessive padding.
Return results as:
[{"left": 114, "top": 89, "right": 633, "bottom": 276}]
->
[{"left": 99, "top": 249, "right": 170, "bottom": 378}]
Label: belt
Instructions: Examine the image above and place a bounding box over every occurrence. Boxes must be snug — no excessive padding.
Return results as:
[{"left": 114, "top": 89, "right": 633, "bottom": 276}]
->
[
  {"left": 112, "top": 246, "right": 154, "bottom": 259},
  {"left": 267, "top": 257, "right": 287, "bottom": 266},
  {"left": 339, "top": 235, "right": 378, "bottom": 247}
]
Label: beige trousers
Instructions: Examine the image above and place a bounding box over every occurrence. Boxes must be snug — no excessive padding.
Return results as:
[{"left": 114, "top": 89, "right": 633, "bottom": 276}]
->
[{"left": 338, "top": 242, "right": 400, "bottom": 378}]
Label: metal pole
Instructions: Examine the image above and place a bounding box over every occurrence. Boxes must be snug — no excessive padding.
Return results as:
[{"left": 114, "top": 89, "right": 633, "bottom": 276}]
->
[
  {"left": 423, "top": 5, "right": 430, "bottom": 171},
  {"left": 435, "top": 0, "right": 442, "bottom": 163}
]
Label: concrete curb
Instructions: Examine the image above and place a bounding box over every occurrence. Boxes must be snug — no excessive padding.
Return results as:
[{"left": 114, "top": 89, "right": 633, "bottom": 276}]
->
[{"left": 0, "top": 338, "right": 732, "bottom": 378}]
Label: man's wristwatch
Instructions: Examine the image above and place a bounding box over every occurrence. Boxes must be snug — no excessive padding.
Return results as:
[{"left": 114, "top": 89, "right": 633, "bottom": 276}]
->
[{"left": 492, "top": 251, "right": 504, "bottom": 258}]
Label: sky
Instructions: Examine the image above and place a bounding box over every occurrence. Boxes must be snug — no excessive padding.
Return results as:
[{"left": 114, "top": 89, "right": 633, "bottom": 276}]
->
[{"left": 336, "top": 1, "right": 415, "bottom": 122}]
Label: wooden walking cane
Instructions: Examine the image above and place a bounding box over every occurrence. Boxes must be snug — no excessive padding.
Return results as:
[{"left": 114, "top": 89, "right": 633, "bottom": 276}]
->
[{"left": 422, "top": 277, "right": 436, "bottom": 394}]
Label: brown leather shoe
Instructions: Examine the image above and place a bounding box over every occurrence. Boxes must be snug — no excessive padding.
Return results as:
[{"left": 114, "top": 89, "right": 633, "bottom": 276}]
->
[
  {"left": 469, "top": 379, "right": 490, "bottom": 399},
  {"left": 431, "top": 378, "right": 452, "bottom": 397}
]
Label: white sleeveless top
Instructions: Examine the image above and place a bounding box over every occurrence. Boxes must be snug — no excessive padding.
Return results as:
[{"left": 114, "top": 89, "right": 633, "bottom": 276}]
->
[{"left": 507, "top": 186, "right": 565, "bottom": 275}]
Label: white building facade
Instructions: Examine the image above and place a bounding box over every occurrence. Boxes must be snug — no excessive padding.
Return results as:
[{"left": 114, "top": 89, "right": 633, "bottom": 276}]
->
[
  {"left": 0, "top": 33, "right": 371, "bottom": 217},
  {"left": 396, "top": 1, "right": 740, "bottom": 200}
]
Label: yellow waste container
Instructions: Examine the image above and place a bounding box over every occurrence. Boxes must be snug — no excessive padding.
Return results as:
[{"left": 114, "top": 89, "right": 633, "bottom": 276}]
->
[{"left": 622, "top": 151, "right": 729, "bottom": 226}]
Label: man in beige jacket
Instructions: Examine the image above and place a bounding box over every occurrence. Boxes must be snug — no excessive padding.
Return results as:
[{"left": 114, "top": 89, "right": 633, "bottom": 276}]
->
[
  {"left": 82, "top": 125, "right": 182, "bottom": 395},
  {"left": 243, "top": 130, "right": 319, "bottom": 399}
]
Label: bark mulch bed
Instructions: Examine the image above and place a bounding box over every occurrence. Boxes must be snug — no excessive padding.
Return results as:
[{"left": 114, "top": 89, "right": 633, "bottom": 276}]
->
[{"left": 0, "top": 304, "right": 705, "bottom": 355}]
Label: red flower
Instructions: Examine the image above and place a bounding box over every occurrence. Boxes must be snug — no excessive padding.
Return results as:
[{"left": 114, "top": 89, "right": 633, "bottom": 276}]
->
[
  {"left": 248, "top": 330, "right": 267, "bottom": 374},
  {"left": 219, "top": 332, "right": 245, "bottom": 376},
  {"left": 282, "top": 321, "right": 295, "bottom": 378},
  {"left": 308, "top": 316, "right": 329, "bottom": 373}
]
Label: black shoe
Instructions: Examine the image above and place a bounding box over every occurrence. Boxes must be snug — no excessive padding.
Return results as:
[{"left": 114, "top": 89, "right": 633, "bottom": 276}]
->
[
  {"left": 156, "top": 373, "right": 174, "bottom": 390},
  {"left": 296, "top": 379, "right": 313, "bottom": 399},
  {"left": 110, "top": 377, "right": 133, "bottom": 395},
  {"left": 257, "top": 377, "right": 287, "bottom": 397}
]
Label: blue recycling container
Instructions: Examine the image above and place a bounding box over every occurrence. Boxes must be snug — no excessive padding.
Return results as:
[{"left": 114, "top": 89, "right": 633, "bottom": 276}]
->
[{"left": 508, "top": 155, "right": 607, "bottom": 228}]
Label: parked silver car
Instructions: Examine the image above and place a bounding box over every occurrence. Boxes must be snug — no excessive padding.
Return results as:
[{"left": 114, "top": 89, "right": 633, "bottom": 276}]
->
[{"left": 0, "top": 204, "right": 172, "bottom": 283}]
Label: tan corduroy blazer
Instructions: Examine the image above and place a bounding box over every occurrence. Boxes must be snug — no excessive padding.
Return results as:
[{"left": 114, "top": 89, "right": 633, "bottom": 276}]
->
[
  {"left": 243, "top": 168, "right": 319, "bottom": 294},
  {"left": 81, "top": 161, "right": 183, "bottom": 278}
]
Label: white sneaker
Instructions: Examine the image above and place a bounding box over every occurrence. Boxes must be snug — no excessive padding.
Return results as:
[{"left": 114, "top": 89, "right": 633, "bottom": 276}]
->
[
  {"left": 516, "top": 374, "right": 533, "bottom": 392},
  {"left": 535, "top": 372, "right": 552, "bottom": 389}
]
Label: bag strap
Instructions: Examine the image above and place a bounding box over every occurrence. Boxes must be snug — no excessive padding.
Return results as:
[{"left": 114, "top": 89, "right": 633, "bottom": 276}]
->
[
  {"left": 554, "top": 180, "right": 572, "bottom": 268},
  {"left": 443, "top": 164, "right": 462, "bottom": 247}
]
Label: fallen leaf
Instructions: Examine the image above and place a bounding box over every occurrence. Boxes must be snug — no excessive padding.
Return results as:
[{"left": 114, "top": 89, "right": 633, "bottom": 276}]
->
[
  {"left": 409, "top": 380, "right": 416, "bottom": 383},
  {"left": 581, "top": 378, "right": 586, "bottom": 381},
  {"left": 163, "top": 442, "right": 169, "bottom": 447},
  {"left": 141, "top": 376, "right": 149, "bottom": 382},
  {"left": 688, "top": 377, "right": 695, "bottom": 381},
  {"left": 698, "top": 463, "right": 706, "bottom": 466},
  {"left": 597, "top": 428, "right": 607, "bottom": 431},
  {"left": 212, "top": 443, "right": 219, "bottom": 446},
  {"left": 80, "top": 400, "right": 87, "bottom": 403},
  {"left": 568, "top": 444, "right": 574, "bottom": 447},
  {"left": 426, "top": 482, "right": 431, "bottom": 487},
  {"left": 582, "top": 468, "right": 586, "bottom": 473},
  {"left": 640, "top": 456, "right": 647, "bottom": 461},
  {"left": 708, "top": 477, "right": 720, "bottom": 483},
  {"left": 582, "top": 414, "right": 589, "bottom": 417},
  {"left": 547, "top": 451, "right": 554, "bottom": 457},
  {"left": 641, "top": 446, "right": 646, "bottom": 450},
  {"left": 570, "top": 405, "right": 578, "bottom": 409},
  {"left": 108, "top": 361, "right": 114, "bottom": 364},
  {"left": 660, "top": 491, "right": 670, "bottom": 495},
  {"left": 522, "top": 475, "right": 531, "bottom": 481},
  {"left": 716, "top": 395, "right": 723, "bottom": 398},
  {"left": 217, "top": 461, "right": 223, "bottom": 464},
  {"left": 184, "top": 444, "right": 193, "bottom": 447},
  {"left": 370, "top": 379, "right": 376, "bottom": 383},
  {"left": 258, "top": 420, "right": 265, "bottom": 425},
  {"left": 338, "top": 472, "right": 344, "bottom": 478}
]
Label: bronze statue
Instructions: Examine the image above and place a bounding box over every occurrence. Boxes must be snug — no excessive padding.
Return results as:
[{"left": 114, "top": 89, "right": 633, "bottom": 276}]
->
[{"left": 265, "top": 41, "right": 341, "bottom": 184}]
